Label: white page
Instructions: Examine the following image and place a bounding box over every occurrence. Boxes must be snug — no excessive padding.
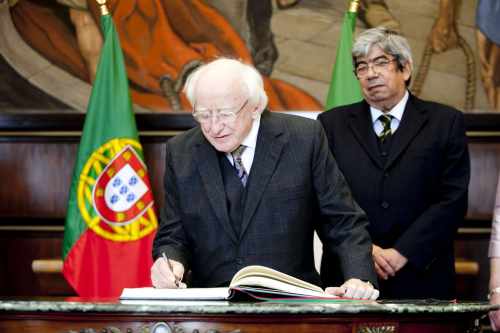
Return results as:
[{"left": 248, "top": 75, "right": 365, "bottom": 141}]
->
[
  {"left": 120, "top": 300, "right": 231, "bottom": 306},
  {"left": 233, "top": 276, "right": 328, "bottom": 297},
  {"left": 120, "top": 287, "right": 229, "bottom": 300}
]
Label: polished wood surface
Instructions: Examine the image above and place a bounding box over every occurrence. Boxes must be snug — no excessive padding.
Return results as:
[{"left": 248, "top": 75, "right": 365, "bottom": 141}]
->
[
  {"left": 0, "top": 298, "right": 492, "bottom": 333},
  {"left": 0, "top": 313, "right": 478, "bottom": 333}
]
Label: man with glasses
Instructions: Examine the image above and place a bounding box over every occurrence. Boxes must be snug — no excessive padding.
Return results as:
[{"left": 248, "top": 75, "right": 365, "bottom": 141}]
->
[
  {"left": 150, "top": 58, "right": 379, "bottom": 300},
  {"left": 318, "top": 27, "right": 470, "bottom": 299}
]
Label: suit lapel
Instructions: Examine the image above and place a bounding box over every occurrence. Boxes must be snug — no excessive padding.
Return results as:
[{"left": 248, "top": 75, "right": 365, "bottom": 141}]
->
[
  {"left": 240, "top": 112, "right": 286, "bottom": 238},
  {"left": 195, "top": 136, "right": 238, "bottom": 244},
  {"left": 385, "top": 95, "right": 428, "bottom": 169},
  {"left": 347, "top": 102, "right": 383, "bottom": 169}
]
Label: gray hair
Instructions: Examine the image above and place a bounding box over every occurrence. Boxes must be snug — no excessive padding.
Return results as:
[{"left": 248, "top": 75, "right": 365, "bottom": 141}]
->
[
  {"left": 352, "top": 27, "right": 413, "bottom": 74},
  {"left": 183, "top": 58, "right": 268, "bottom": 112}
]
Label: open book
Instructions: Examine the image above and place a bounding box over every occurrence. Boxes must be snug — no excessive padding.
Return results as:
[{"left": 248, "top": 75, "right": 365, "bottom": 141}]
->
[{"left": 120, "top": 265, "right": 337, "bottom": 301}]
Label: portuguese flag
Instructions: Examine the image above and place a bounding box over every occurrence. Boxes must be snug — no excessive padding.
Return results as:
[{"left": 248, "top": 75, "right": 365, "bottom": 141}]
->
[
  {"left": 325, "top": 0, "right": 363, "bottom": 109},
  {"left": 62, "top": 5, "right": 157, "bottom": 297}
]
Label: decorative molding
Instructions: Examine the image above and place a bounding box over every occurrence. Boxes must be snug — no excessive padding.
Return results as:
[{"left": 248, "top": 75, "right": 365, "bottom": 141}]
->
[
  {"left": 65, "top": 323, "right": 241, "bottom": 333},
  {"left": 356, "top": 324, "right": 397, "bottom": 333}
]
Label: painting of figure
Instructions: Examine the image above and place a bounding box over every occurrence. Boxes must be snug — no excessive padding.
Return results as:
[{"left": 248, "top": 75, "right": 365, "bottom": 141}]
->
[{"left": 0, "top": 0, "right": 497, "bottom": 113}]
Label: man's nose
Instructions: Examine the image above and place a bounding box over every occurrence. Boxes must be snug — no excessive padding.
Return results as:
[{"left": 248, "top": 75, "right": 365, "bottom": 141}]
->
[
  {"left": 208, "top": 115, "right": 224, "bottom": 133},
  {"left": 366, "top": 64, "right": 379, "bottom": 78}
]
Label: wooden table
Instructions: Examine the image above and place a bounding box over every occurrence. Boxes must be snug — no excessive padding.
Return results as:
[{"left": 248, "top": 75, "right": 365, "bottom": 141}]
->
[{"left": 0, "top": 298, "right": 494, "bottom": 333}]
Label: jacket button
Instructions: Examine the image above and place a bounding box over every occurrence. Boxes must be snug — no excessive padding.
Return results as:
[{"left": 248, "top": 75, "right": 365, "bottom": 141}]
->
[
  {"left": 381, "top": 201, "right": 390, "bottom": 209},
  {"left": 236, "top": 258, "right": 243, "bottom": 265},
  {"left": 384, "top": 172, "right": 389, "bottom": 177}
]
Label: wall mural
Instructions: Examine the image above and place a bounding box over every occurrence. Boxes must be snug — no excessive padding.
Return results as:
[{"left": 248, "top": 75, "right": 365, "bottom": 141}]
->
[{"left": 0, "top": 0, "right": 498, "bottom": 113}]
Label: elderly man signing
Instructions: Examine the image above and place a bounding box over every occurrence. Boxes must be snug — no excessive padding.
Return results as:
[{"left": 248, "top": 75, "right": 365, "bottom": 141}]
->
[{"left": 150, "top": 58, "right": 379, "bottom": 300}]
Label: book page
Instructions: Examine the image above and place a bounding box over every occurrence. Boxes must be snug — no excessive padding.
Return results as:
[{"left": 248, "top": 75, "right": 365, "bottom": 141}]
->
[
  {"left": 120, "top": 287, "right": 229, "bottom": 300},
  {"left": 231, "top": 276, "right": 328, "bottom": 298},
  {"left": 230, "top": 265, "right": 323, "bottom": 293}
]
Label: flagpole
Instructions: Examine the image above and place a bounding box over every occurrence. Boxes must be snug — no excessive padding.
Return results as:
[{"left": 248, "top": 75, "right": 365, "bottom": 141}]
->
[
  {"left": 63, "top": 0, "right": 158, "bottom": 297},
  {"left": 348, "top": 0, "right": 359, "bottom": 13},
  {"left": 324, "top": 0, "right": 363, "bottom": 109},
  {"left": 96, "top": 0, "right": 109, "bottom": 16}
]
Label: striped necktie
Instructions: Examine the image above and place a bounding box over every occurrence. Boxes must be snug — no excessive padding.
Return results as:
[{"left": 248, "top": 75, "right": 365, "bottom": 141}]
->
[
  {"left": 378, "top": 114, "right": 393, "bottom": 142},
  {"left": 231, "top": 145, "right": 248, "bottom": 186}
]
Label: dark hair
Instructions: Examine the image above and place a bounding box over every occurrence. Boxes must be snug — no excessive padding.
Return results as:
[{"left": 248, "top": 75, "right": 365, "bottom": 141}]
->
[{"left": 353, "top": 27, "right": 413, "bottom": 86}]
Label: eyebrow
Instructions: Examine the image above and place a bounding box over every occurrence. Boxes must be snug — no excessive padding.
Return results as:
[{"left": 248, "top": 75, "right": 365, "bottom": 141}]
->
[
  {"left": 356, "top": 55, "right": 391, "bottom": 65},
  {"left": 195, "top": 99, "right": 248, "bottom": 112},
  {"left": 195, "top": 105, "right": 240, "bottom": 112}
]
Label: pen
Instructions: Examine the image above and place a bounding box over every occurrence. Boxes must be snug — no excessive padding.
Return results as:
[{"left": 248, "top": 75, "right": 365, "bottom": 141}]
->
[{"left": 162, "top": 251, "right": 180, "bottom": 288}]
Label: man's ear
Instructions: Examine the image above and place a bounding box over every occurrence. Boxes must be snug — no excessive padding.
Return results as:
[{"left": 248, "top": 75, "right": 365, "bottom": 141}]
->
[
  {"left": 251, "top": 108, "right": 261, "bottom": 119},
  {"left": 402, "top": 62, "right": 412, "bottom": 81},
  {"left": 251, "top": 99, "right": 265, "bottom": 119}
]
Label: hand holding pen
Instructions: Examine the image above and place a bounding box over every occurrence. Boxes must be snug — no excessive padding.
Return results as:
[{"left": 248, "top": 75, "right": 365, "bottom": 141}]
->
[
  {"left": 150, "top": 251, "right": 186, "bottom": 289},
  {"left": 162, "top": 252, "right": 183, "bottom": 288}
]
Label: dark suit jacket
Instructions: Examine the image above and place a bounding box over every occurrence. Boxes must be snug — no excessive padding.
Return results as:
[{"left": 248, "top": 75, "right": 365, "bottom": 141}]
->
[
  {"left": 153, "top": 111, "right": 376, "bottom": 288},
  {"left": 318, "top": 95, "right": 470, "bottom": 299}
]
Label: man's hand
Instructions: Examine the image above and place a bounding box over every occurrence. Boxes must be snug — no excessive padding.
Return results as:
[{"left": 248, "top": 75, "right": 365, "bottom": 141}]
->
[
  {"left": 372, "top": 245, "right": 408, "bottom": 280},
  {"left": 489, "top": 258, "right": 500, "bottom": 331},
  {"left": 325, "top": 278, "right": 379, "bottom": 300},
  {"left": 151, "top": 256, "right": 186, "bottom": 289},
  {"left": 490, "top": 293, "right": 500, "bottom": 331}
]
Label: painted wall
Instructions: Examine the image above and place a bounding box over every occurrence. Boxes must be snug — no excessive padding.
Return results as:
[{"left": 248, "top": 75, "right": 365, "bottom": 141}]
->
[{"left": 1, "top": 0, "right": 498, "bottom": 113}]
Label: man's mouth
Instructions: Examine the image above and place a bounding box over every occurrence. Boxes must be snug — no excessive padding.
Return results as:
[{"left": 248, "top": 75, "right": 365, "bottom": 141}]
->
[{"left": 367, "top": 83, "right": 384, "bottom": 91}]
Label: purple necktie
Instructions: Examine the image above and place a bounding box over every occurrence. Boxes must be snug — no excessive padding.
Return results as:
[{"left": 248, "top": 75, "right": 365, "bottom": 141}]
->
[{"left": 231, "top": 145, "right": 248, "bottom": 186}]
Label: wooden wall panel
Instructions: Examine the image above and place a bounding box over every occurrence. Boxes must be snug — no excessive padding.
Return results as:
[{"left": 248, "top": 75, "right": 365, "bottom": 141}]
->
[
  {"left": 0, "top": 230, "right": 69, "bottom": 296},
  {"left": 1, "top": 140, "right": 497, "bottom": 223},
  {"left": 468, "top": 143, "right": 500, "bottom": 220},
  {"left": 0, "top": 142, "right": 76, "bottom": 218},
  {"left": 0, "top": 140, "right": 167, "bottom": 219},
  {"left": 0, "top": 113, "right": 498, "bottom": 298}
]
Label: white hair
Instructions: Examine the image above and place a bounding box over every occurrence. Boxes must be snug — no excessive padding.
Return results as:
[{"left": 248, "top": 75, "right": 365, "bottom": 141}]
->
[{"left": 183, "top": 58, "right": 268, "bottom": 112}]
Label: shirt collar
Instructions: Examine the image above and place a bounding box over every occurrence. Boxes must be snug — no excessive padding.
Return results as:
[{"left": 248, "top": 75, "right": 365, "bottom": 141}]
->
[
  {"left": 370, "top": 90, "right": 409, "bottom": 123},
  {"left": 241, "top": 113, "right": 261, "bottom": 150}
]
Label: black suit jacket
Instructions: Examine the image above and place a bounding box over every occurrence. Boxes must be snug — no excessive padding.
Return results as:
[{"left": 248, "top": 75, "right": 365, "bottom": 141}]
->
[
  {"left": 153, "top": 111, "right": 376, "bottom": 287},
  {"left": 318, "top": 95, "right": 470, "bottom": 299}
]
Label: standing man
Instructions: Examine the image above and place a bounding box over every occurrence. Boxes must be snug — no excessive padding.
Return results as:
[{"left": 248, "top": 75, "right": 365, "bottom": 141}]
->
[
  {"left": 318, "top": 27, "right": 470, "bottom": 299},
  {"left": 150, "top": 58, "right": 379, "bottom": 300}
]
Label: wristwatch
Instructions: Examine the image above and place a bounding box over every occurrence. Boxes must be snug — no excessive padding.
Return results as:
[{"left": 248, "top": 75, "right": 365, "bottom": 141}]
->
[{"left": 488, "top": 287, "right": 500, "bottom": 300}]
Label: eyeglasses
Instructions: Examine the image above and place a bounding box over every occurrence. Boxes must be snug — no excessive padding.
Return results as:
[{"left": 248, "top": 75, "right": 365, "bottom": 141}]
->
[
  {"left": 354, "top": 57, "right": 397, "bottom": 78},
  {"left": 192, "top": 99, "right": 249, "bottom": 124}
]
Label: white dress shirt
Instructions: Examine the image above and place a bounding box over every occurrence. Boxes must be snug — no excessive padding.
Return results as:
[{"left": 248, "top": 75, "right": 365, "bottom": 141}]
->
[
  {"left": 226, "top": 114, "right": 261, "bottom": 174},
  {"left": 370, "top": 90, "right": 409, "bottom": 136}
]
